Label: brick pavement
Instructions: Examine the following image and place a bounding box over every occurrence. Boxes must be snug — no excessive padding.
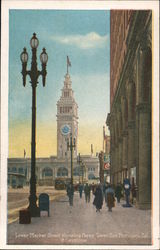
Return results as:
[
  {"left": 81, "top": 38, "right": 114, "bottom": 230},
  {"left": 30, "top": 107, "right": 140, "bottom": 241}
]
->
[{"left": 7, "top": 192, "right": 151, "bottom": 245}]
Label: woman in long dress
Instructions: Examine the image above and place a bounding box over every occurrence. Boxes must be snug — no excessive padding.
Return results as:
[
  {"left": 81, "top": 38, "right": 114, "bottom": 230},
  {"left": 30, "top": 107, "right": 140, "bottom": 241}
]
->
[
  {"left": 105, "top": 184, "right": 115, "bottom": 212},
  {"left": 93, "top": 185, "right": 103, "bottom": 212}
]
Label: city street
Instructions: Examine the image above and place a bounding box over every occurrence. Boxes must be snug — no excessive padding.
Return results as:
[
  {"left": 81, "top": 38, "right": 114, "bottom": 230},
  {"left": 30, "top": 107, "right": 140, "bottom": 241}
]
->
[{"left": 7, "top": 191, "right": 151, "bottom": 245}]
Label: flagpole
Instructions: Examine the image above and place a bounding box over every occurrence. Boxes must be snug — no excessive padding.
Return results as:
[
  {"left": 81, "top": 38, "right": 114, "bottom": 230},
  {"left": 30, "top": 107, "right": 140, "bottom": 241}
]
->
[
  {"left": 67, "top": 56, "right": 71, "bottom": 74},
  {"left": 67, "top": 56, "right": 68, "bottom": 74}
]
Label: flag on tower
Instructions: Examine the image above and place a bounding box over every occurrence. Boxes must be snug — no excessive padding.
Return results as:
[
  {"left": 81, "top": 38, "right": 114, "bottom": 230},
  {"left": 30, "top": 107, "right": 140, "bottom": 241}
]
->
[
  {"left": 103, "top": 126, "right": 105, "bottom": 138},
  {"left": 91, "top": 144, "right": 93, "bottom": 155},
  {"left": 24, "top": 149, "right": 26, "bottom": 158},
  {"left": 67, "top": 56, "right": 71, "bottom": 67},
  {"left": 67, "top": 56, "right": 71, "bottom": 74}
]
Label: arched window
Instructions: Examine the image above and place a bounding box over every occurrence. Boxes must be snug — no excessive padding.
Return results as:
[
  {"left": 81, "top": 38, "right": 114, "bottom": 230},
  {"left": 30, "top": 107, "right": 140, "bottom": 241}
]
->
[
  {"left": 12, "top": 167, "right": 17, "bottom": 173},
  {"left": 88, "top": 173, "right": 95, "bottom": 180},
  {"left": 131, "top": 83, "right": 136, "bottom": 120},
  {"left": 143, "top": 47, "right": 152, "bottom": 104},
  {"left": 19, "top": 168, "right": 24, "bottom": 174},
  {"left": 12, "top": 178, "right": 16, "bottom": 186},
  {"left": 73, "top": 166, "right": 82, "bottom": 176},
  {"left": 42, "top": 168, "right": 53, "bottom": 177},
  {"left": 125, "top": 99, "right": 128, "bottom": 127},
  {"left": 57, "top": 167, "right": 68, "bottom": 177}
]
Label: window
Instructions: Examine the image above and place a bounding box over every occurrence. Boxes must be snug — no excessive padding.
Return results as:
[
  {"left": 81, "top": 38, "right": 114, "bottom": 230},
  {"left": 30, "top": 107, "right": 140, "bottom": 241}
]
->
[
  {"left": 12, "top": 167, "right": 17, "bottom": 173},
  {"left": 42, "top": 168, "right": 53, "bottom": 177},
  {"left": 64, "top": 91, "right": 69, "bottom": 97},
  {"left": 57, "top": 167, "right": 68, "bottom": 177},
  {"left": 61, "top": 106, "right": 72, "bottom": 113},
  {"left": 19, "top": 168, "right": 24, "bottom": 174},
  {"left": 88, "top": 173, "right": 95, "bottom": 180},
  {"left": 73, "top": 166, "right": 81, "bottom": 176}
]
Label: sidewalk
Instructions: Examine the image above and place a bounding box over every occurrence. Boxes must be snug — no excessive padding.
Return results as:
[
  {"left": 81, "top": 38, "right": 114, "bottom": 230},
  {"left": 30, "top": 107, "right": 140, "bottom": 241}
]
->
[
  {"left": 8, "top": 186, "right": 66, "bottom": 224},
  {"left": 7, "top": 192, "right": 151, "bottom": 245}
]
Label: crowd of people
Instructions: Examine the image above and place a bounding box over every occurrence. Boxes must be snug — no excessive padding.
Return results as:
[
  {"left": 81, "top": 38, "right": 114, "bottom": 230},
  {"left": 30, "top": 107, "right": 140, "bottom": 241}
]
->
[{"left": 66, "top": 179, "right": 137, "bottom": 211}]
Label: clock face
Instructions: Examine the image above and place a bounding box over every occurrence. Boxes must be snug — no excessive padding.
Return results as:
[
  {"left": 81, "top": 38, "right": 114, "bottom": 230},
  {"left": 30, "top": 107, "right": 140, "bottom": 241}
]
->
[{"left": 61, "top": 125, "right": 71, "bottom": 136}]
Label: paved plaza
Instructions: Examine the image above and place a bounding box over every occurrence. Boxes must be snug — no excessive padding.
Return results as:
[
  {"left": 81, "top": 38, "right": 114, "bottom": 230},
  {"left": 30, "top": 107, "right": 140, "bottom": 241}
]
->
[{"left": 7, "top": 191, "right": 151, "bottom": 245}]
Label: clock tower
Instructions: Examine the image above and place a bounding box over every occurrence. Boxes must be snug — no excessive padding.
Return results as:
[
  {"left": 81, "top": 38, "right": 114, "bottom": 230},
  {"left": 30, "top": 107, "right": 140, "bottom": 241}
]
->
[{"left": 57, "top": 60, "right": 78, "bottom": 159}]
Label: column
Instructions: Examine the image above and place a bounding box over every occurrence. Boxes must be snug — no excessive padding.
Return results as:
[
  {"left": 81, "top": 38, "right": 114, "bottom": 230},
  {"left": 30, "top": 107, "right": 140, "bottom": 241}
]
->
[
  {"left": 118, "top": 110, "right": 123, "bottom": 183},
  {"left": 39, "top": 168, "right": 42, "bottom": 179},
  {"left": 121, "top": 96, "right": 128, "bottom": 180},
  {"left": 110, "top": 125, "right": 115, "bottom": 184},
  {"left": 111, "top": 114, "right": 116, "bottom": 185},
  {"left": 136, "top": 103, "right": 151, "bottom": 209},
  {"left": 114, "top": 117, "right": 119, "bottom": 184},
  {"left": 122, "top": 132, "right": 128, "bottom": 171},
  {"left": 128, "top": 121, "right": 135, "bottom": 178},
  {"left": 136, "top": 34, "right": 152, "bottom": 209},
  {"left": 127, "top": 80, "right": 136, "bottom": 179}
]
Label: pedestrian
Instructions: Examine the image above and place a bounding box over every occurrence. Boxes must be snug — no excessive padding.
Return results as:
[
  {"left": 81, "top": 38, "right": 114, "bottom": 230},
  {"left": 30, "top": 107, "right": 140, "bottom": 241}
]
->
[
  {"left": 66, "top": 183, "right": 74, "bottom": 206},
  {"left": 102, "top": 182, "right": 107, "bottom": 200},
  {"left": 103, "top": 182, "right": 107, "bottom": 193},
  {"left": 91, "top": 183, "right": 96, "bottom": 194},
  {"left": 84, "top": 183, "right": 91, "bottom": 203},
  {"left": 93, "top": 184, "right": 103, "bottom": 212},
  {"left": 115, "top": 182, "right": 122, "bottom": 203},
  {"left": 123, "top": 178, "right": 132, "bottom": 207},
  {"left": 105, "top": 184, "right": 115, "bottom": 212},
  {"left": 78, "top": 182, "right": 83, "bottom": 198}
]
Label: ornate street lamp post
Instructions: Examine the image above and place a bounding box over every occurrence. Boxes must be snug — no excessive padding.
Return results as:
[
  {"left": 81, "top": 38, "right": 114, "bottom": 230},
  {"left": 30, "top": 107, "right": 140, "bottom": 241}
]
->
[
  {"left": 81, "top": 162, "right": 85, "bottom": 184},
  {"left": 77, "top": 153, "right": 82, "bottom": 183},
  {"left": 77, "top": 153, "right": 86, "bottom": 184},
  {"left": 67, "top": 133, "right": 76, "bottom": 186},
  {"left": 99, "top": 151, "right": 104, "bottom": 184},
  {"left": 20, "top": 33, "right": 48, "bottom": 217}
]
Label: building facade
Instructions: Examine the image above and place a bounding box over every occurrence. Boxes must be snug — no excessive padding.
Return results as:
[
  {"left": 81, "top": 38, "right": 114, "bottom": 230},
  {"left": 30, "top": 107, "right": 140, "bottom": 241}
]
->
[
  {"left": 8, "top": 155, "right": 99, "bottom": 187},
  {"left": 107, "top": 10, "right": 152, "bottom": 209}
]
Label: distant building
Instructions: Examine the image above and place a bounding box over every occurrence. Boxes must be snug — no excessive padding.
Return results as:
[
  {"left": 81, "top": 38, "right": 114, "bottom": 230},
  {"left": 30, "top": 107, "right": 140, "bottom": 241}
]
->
[
  {"left": 103, "top": 126, "right": 110, "bottom": 183},
  {"left": 107, "top": 10, "right": 152, "bottom": 209},
  {"left": 57, "top": 73, "right": 78, "bottom": 159},
  {"left": 103, "top": 128, "right": 110, "bottom": 156},
  {"left": 8, "top": 67, "right": 99, "bottom": 187}
]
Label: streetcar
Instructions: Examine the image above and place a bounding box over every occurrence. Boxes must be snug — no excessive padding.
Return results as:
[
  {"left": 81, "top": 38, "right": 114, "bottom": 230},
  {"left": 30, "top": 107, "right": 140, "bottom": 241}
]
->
[{"left": 54, "top": 177, "right": 70, "bottom": 190}]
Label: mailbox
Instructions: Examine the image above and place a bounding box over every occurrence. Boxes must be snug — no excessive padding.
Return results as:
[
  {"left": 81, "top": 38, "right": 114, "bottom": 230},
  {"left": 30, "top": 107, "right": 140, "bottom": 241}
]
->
[{"left": 39, "top": 193, "right": 49, "bottom": 217}]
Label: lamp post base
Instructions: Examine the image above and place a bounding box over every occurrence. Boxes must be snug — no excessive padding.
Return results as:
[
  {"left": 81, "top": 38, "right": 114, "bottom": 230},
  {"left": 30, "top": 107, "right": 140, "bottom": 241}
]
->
[
  {"left": 28, "top": 205, "right": 40, "bottom": 217},
  {"left": 28, "top": 194, "right": 40, "bottom": 217}
]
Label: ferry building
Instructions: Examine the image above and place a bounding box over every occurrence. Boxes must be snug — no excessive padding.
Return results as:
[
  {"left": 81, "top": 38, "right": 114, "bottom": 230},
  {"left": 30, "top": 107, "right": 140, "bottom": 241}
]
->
[{"left": 8, "top": 66, "right": 99, "bottom": 187}]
